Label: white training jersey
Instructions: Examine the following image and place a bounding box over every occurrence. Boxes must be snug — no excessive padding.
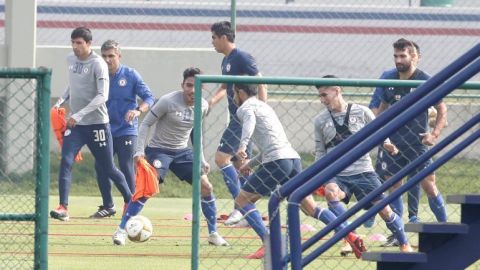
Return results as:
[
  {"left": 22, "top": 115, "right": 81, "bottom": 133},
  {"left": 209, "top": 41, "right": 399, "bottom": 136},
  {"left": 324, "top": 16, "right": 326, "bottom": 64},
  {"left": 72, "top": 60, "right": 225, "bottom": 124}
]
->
[{"left": 237, "top": 97, "right": 299, "bottom": 164}]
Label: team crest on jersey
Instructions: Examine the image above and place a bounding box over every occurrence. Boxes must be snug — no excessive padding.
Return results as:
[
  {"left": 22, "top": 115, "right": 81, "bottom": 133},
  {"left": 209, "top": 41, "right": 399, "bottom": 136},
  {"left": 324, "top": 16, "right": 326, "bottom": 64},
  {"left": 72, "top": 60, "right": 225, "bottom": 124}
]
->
[
  {"left": 118, "top": 78, "right": 127, "bottom": 87},
  {"left": 153, "top": 159, "right": 162, "bottom": 168},
  {"left": 226, "top": 63, "right": 231, "bottom": 72},
  {"left": 381, "top": 162, "right": 387, "bottom": 170},
  {"left": 83, "top": 67, "right": 89, "bottom": 73},
  {"left": 64, "top": 129, "right": 71, "bottom": 136}
]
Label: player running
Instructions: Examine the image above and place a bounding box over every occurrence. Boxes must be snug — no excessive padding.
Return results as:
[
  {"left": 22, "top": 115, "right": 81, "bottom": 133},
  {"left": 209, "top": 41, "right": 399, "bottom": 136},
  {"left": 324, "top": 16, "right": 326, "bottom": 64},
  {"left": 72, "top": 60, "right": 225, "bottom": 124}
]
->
[{"left": 112, "top": 67, "right": 228, "bottom": 247}]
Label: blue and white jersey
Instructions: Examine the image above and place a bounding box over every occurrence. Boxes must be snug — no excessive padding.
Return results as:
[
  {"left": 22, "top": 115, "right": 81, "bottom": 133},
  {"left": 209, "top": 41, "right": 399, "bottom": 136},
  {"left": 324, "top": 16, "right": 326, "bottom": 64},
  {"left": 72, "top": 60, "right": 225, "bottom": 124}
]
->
[
  {"left": 221, "top": 48, "right": 259, "bottom": 117},
  {"left": 107, "top": 64, "right": 155, "bottom": 137},
  {"left": 379, "top": 68, "right": 432, "bottom": 146}
]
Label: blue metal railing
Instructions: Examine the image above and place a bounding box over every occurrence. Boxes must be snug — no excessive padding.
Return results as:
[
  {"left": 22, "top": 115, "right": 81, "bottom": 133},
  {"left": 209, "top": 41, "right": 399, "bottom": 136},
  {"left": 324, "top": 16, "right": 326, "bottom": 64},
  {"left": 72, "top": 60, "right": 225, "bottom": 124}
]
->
[
  {"left": 302, "top": 116, "right": 479, "bottom": 266},
  {"left": 268, "top": 42, "right": 480, "bottom": 269}
]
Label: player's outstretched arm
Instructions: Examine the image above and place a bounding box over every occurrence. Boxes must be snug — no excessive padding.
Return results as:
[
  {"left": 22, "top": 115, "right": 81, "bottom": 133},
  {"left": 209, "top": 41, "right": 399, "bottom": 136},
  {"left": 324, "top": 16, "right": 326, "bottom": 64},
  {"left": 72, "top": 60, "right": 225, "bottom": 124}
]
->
[
  {"left": 207, "top": 84, "right": 227, "bottom": 113},
  {"left": 256, "top": 73, "right": 268, "bottom": 102}
]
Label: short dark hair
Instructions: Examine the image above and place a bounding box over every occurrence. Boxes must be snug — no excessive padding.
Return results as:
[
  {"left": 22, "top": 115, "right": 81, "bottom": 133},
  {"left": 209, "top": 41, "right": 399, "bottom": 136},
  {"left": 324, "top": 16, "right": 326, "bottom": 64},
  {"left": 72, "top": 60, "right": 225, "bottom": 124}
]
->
[
  {"left": 315, "top": 74, "right": 339, "bottom": 89},
  {"left": 211, "top": 21, "right": 235, "bottom": 43},
  {"left": 234, "top": 83, "right": 258, "bottom": 97},
  {"left": 71, "top": 27, "right": 92, "bottom": 42},
  {"left": 393, "top": 38, "right": 420, "bottom": 54},
  {"left": 183, "top": 67, "right": 202, "bottom": 82}
]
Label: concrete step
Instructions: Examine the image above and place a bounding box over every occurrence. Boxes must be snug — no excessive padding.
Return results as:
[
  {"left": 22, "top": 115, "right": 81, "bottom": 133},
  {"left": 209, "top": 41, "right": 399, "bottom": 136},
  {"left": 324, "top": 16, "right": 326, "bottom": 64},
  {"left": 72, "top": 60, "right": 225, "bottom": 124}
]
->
[
  {"left": 405, "top": 222, "right": 469, "bottom": 234},
  {"left": 447, "top": 194, "right": 480, "bottom": 205},
  {"left": 362, "top": 251, "right": 427, "bottom": 263}
]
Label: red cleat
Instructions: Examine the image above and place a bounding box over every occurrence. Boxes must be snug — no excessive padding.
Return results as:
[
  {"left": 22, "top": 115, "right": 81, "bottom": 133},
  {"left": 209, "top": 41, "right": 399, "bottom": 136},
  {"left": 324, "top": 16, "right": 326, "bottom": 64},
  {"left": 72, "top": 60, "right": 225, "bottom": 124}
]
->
[
  {"left": 345, "top": 233, "right": 367, "bottom": 259},
  {"left": 246, "top": 246, "right": 265, "bottom": 259}
]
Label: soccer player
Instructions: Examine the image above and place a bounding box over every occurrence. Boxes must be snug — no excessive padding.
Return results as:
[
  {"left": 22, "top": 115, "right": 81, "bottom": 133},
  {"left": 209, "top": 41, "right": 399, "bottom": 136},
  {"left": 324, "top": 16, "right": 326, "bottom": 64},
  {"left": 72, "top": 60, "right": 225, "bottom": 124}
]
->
[
  {"left": 315, "top": 75, "right": 413, "bottom": 253},
  {"left": 208, "top": 21, "right": 267, "bottom": 226},
  {"left": 232, "top": 83, "right": 367, "bottom": 260},
  {"left": 112, "top": 67, "right": 228, "bottom": 247},
  {"left": 89, "top": 40, "right": 155, "bottom": 218},
  {"left": 50, "top": 27, "right": 132, "bottom": 221},
  {"left": 370, "top": 39, "right": 448, "bottom": 246}
]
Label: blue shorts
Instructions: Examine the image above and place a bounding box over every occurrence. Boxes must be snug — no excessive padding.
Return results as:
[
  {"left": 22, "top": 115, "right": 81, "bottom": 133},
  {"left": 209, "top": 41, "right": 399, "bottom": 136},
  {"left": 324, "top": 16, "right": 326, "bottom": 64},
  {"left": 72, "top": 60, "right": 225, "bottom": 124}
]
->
[
  {"left": 242, "top": 159, "right": 302, "bottom": 196},
  {"left": 217, "top": 117, "right": 253, "bottom": 159},
  {"left": 145, "top": 147, "right": 199, "bottom": 184},
  {"left": 375, "top": 144, "right": 433, "bottom": 181},
  {"left": 328, "top": 172, "right": 385, "bottom": 209}
]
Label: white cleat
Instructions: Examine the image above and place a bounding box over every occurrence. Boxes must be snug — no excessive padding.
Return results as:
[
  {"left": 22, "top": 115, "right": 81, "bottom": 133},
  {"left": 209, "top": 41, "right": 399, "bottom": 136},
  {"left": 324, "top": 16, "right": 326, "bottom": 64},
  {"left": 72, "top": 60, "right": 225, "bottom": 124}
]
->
[
  {"left": 233, "top": 218, "right": 250, "bottom": 228},
  {"left": 224, "top": 209, "right": 243, "bottom": 226},
  {"left": 208, "top": 232, "right": 229, "bottom": 246},
  {"left": 112, "top": 227, "right": 127, "bottom": 246},
  {"left": 340, "top": 240, "right": 353, "bottom": 257}
]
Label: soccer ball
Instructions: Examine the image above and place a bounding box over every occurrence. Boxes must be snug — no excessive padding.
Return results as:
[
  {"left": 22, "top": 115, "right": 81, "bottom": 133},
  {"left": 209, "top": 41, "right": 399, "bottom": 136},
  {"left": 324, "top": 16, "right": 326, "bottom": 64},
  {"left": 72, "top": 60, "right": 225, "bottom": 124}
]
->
[{"left": 125, "top": 215, "right": 153, "bottom": 243}]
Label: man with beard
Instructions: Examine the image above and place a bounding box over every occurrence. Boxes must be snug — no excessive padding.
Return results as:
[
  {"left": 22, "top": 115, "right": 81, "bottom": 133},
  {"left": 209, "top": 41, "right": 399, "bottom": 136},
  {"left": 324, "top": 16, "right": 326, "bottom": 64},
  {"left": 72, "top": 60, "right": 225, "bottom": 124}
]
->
[{"left": 369, "top": 38, "right": 448, "bottom": 247}]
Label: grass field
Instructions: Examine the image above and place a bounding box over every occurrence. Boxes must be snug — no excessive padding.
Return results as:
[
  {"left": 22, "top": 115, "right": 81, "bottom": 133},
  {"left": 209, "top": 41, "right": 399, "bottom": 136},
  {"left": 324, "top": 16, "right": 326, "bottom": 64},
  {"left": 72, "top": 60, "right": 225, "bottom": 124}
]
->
[
  {"left": 2, "top": 195, "right": 480, "bottom": 270},
  {"left": 1, "top": 153, "right": 479, "bottom": 269}
]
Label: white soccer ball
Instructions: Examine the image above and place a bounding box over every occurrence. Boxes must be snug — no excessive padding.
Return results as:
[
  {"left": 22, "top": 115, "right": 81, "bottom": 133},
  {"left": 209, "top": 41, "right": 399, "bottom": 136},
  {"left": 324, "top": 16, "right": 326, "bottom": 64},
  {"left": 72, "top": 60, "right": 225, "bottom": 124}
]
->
[{"left": 125, "top": 215, "right": 153, "bottom": 243}]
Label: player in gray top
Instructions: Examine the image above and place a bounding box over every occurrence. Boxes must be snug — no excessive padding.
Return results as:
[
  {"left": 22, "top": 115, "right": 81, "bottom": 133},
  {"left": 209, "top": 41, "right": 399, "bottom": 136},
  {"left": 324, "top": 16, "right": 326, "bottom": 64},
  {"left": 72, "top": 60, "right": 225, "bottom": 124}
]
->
[
  {"left": 314, "top": 75, "right": 412, "bottom": 253},
  {"left": 233, "top": 83, "right": 367, "bottom": 260},
  {"left": 112, "top": 67, "right": 228, "bottom": 246},
  {"left": 50, "top": 27, "right": 131, "bottom": 221}
]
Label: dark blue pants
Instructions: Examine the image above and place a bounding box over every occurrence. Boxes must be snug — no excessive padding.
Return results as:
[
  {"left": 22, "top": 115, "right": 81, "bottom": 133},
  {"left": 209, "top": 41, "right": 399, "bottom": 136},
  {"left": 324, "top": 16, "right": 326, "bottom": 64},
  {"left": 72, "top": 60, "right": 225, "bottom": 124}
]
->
[
  {"left": 58, "top": 124, "right": 131, "bottom": 206},
  {"left": 95, "top": 135, "right": 137, "bottom": 208}
]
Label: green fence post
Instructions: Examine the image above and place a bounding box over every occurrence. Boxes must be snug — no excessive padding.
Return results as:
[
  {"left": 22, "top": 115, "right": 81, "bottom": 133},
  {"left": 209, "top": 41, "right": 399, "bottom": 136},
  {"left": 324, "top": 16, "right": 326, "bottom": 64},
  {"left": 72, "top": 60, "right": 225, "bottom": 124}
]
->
[
  {"left": 421, "top": 0, "right": 454, "bottom": 7},
  {"left": 34, "top": 68, "right": 52, "bottom": 270},
  {"left": 191, "top": 78, "right": 203, "bottom": 270}
]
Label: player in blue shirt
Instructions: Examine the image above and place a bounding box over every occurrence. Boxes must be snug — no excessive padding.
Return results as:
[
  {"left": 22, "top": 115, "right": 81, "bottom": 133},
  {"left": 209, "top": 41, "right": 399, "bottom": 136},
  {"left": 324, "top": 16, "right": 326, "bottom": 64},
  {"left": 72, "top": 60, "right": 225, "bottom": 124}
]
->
[
  {"left": 50, "top": 27, "right": 132, "bottom": 221},
  {"left": 208, "top": 21, "right": 267, "bottom": 225},
  {"left": 89, "top": 40, "right": 155, "bottom": 218},
  {"left": 370, "top": 38, "right": 448, "bottom": 246}
]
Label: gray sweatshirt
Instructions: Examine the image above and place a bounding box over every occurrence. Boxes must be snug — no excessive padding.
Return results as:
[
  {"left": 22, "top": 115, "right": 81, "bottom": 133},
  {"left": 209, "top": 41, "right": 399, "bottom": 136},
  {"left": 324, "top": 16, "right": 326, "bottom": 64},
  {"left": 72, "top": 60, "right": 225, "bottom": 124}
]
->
[
  {"left": 237, "top": 97, "right": 300, "bottom": 165},
  {"left": 55, "top": 51, "right": 110, "bottom": 125},
  {"left": 314, "top": 103, "right": 375, "bottom": 176}
]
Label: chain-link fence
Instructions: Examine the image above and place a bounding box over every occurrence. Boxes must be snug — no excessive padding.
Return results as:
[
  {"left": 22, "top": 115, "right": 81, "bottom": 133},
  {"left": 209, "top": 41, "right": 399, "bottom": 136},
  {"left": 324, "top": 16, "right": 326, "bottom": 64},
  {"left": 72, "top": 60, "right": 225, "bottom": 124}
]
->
[
  {"left": 33, "top": 0, "right": 480, "bottom": 81},
  {"left": 0, "top": 68, "right": 51, "bottom": 270},
  {"left": 194, "top": 77, "right": 479, "bottom": 270}
]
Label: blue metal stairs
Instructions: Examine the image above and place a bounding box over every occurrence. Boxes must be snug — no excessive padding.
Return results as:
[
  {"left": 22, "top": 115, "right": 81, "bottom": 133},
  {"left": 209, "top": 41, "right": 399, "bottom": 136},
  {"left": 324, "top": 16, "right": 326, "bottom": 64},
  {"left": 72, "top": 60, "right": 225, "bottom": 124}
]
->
[{"left": 363, "top": 194, "right": 480, "bottom": 270}]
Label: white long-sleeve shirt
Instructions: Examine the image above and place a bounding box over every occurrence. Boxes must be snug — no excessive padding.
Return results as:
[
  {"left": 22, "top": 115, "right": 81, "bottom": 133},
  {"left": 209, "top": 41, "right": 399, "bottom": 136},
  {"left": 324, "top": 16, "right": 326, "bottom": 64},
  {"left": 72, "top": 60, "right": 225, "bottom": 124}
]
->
[{"left": 237, "top": 97, "right": 299, "bottom": 164}]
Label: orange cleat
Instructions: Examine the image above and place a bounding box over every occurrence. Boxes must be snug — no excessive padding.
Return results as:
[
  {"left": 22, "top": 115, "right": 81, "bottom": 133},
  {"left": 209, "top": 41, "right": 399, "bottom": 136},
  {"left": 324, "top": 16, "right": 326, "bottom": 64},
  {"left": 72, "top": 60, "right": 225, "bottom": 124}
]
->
[
  {"left": 246, "top": 246, "right": 265, "bottom": 259},
  {"left": 345, "top": 233, "right": 367, "bottom": 259},
  {"left": 400, "top": 244, "right": 413, "bottom": 252}
]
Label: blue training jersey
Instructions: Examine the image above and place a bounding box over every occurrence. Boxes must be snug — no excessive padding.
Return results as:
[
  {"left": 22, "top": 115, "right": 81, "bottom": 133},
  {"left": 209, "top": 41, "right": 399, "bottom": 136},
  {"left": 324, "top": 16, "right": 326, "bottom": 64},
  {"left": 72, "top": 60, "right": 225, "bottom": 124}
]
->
[
  {"left": 107, "top": 64, "right": 155, "bottom": 137},
  {"left": 221, "top": 48, "right": 259, "bottom": 116},
  {"left": 379, "top": 68, "right": 431, "bottom": 146},
  {"left": 369, "top": 68, "right": 397, "bottom": 109}
]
